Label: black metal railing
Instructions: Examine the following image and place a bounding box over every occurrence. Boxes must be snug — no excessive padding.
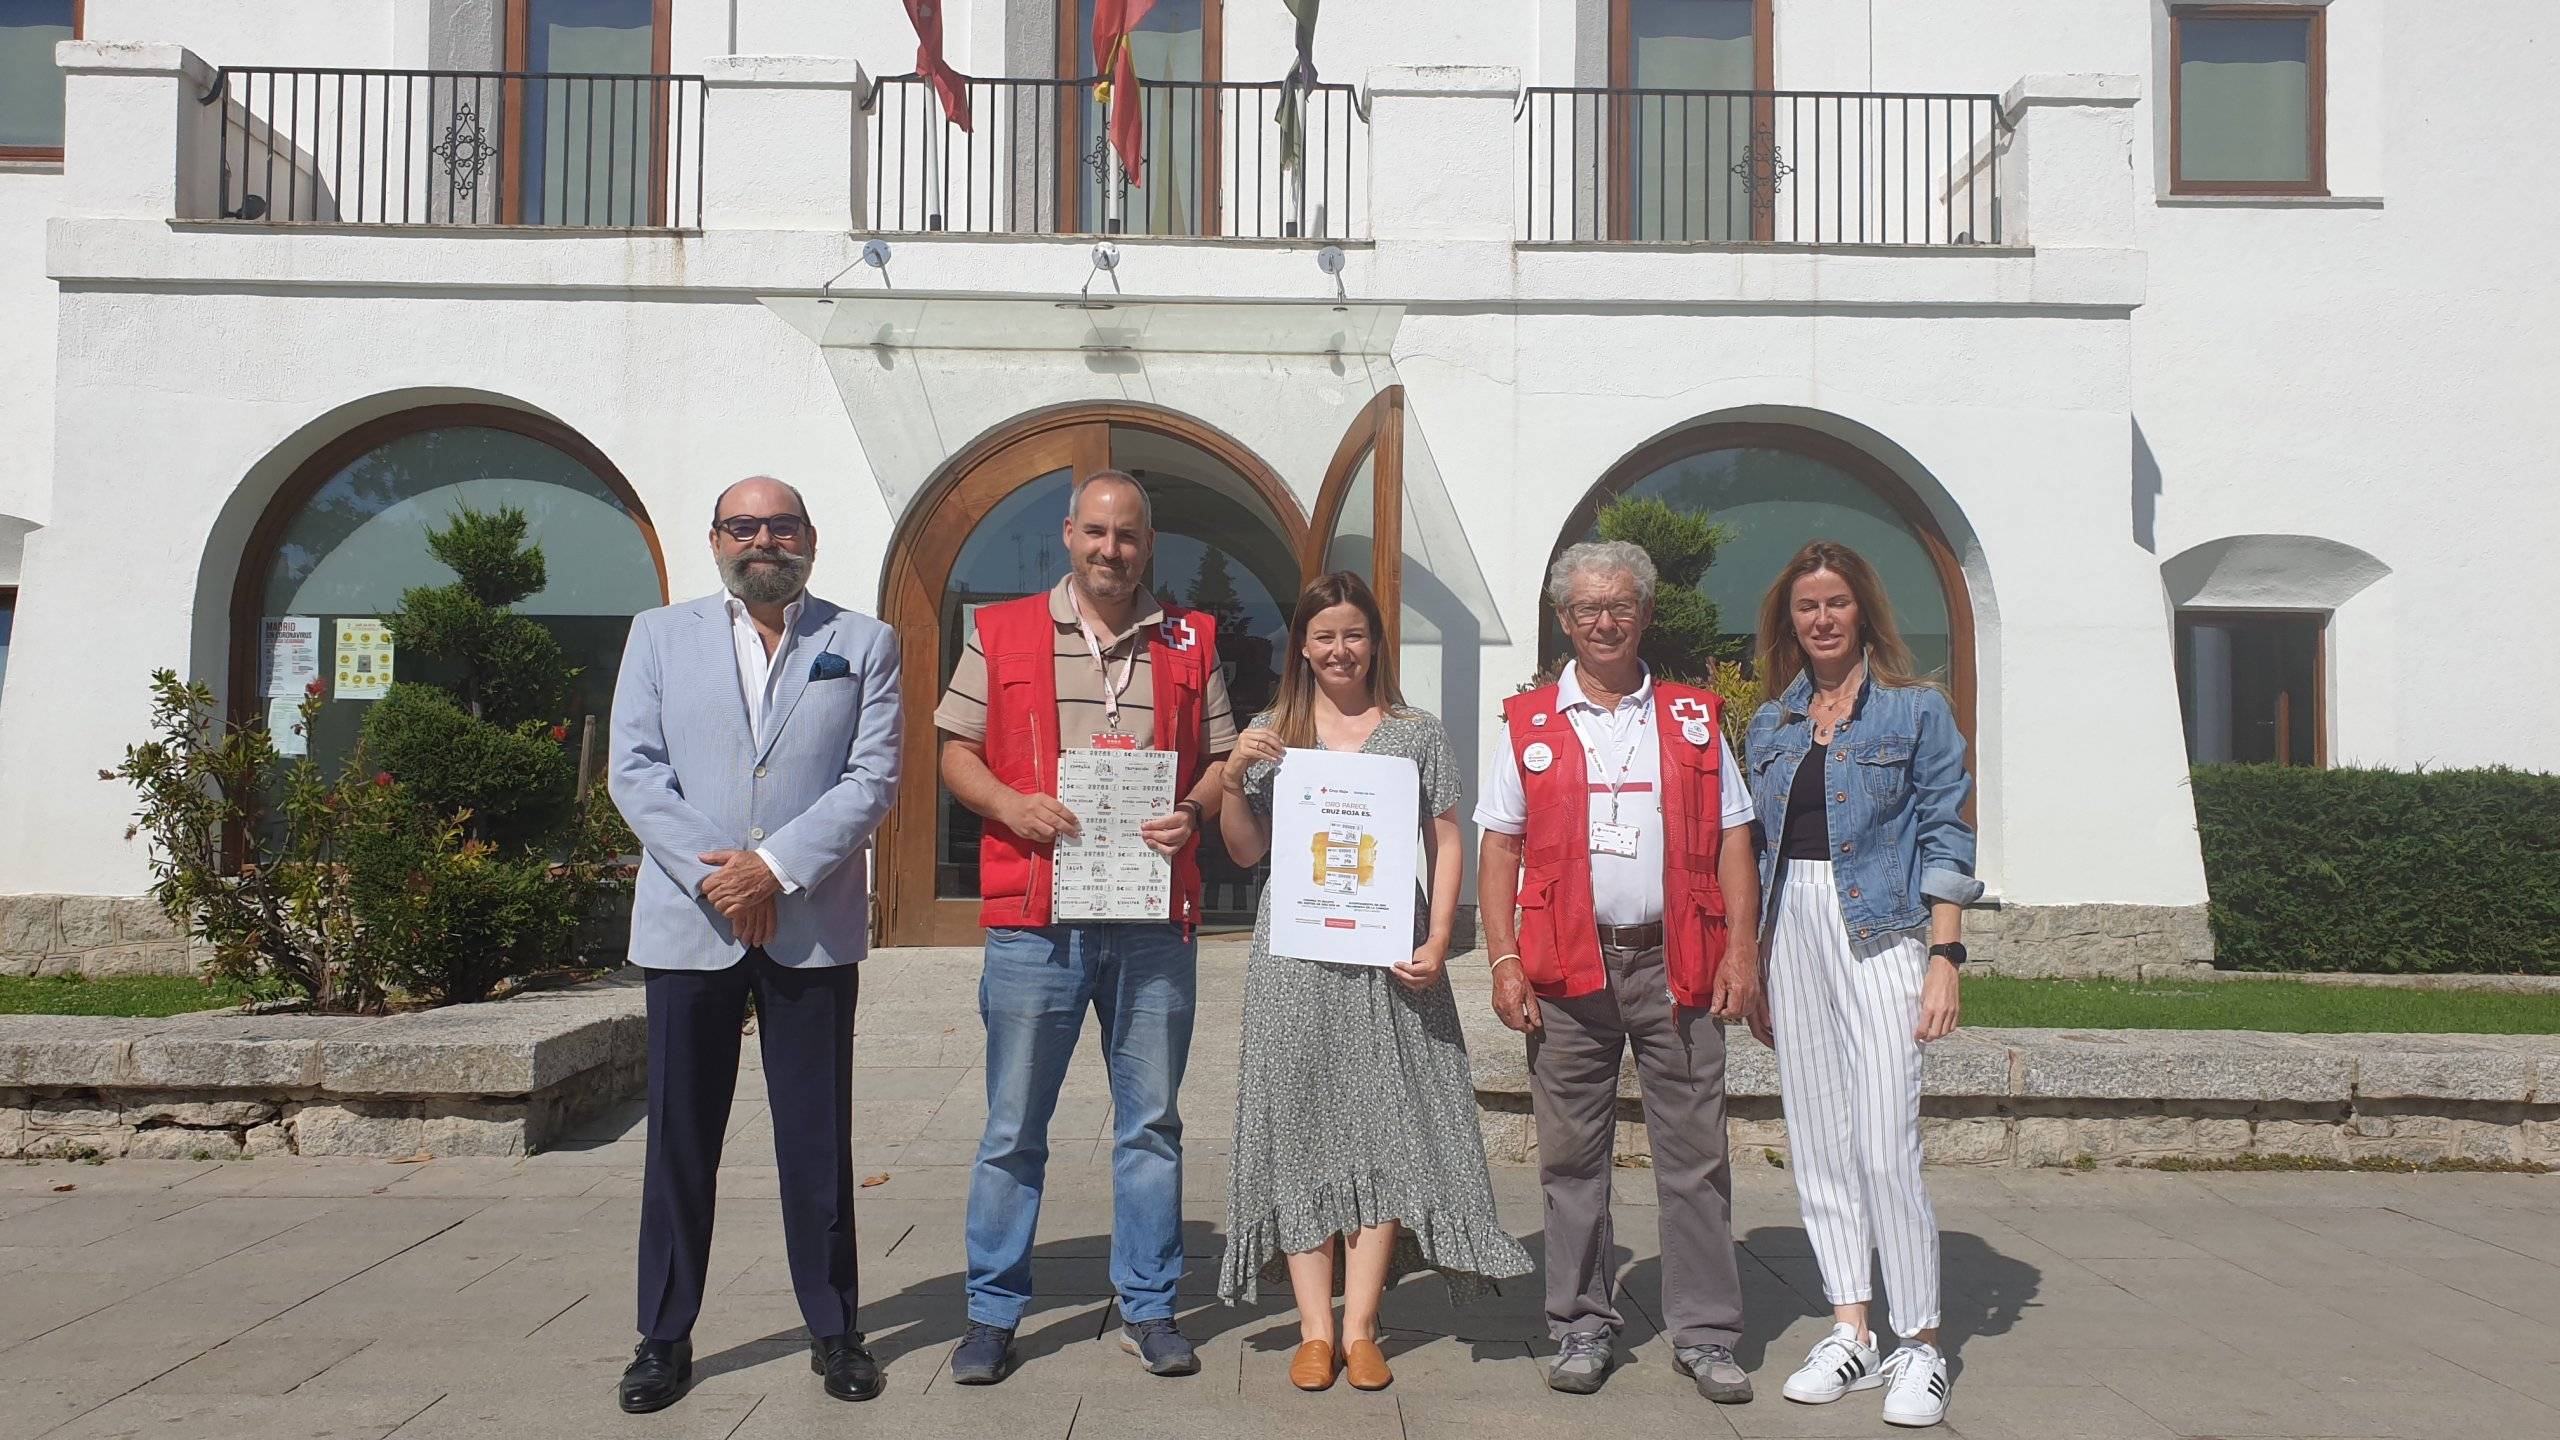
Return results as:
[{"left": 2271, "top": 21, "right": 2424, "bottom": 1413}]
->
[
  {"left": 865, "top": 73, "right": 1362, "bottom": 239},
  {"left": 1521, "top": 87, "right": 2004, "bottom": 247},
  {"left": 200, "top": 66, "right": 704, "bottom": 227}
]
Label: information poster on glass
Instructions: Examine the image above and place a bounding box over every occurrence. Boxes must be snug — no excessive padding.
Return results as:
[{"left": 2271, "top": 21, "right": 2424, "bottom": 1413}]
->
[
  {"left": 334, "top": 618, "right": 395, "bottom": 700},
  {"left": 1266, "top": 749, "right": 1419, "bottom": 968},
  {"left": 1053, "top": 748, "right": 1178, "bottom": 921},
  {"left": 260, "top": 616, "right": 321, "bottom": 697}
]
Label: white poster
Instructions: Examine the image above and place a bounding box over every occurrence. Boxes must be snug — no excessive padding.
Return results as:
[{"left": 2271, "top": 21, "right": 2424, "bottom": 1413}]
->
[
  {"left": 1266, "top": 749, "right": 1420, "bottom": 968},
  {"left": 266, "top": 697, "right": 309, "bottom": 757},
  {"left": 333, "top": 618, "right": 395, "bottom": 700},
  {"left": 259, "top": 616, "right": 321, "bottom": 697},
  {"left": 1053, "top": 747, "right": 1179, "bottom": 921}
]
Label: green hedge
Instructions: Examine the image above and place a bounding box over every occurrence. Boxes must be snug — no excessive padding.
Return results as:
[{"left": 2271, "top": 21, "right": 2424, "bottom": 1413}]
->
[{"left": 2192, "top": 765, "right": 2560, "bottom": 975}]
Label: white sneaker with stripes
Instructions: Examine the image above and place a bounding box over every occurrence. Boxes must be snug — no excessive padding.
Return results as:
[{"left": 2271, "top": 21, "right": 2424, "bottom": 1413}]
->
[
  {"left": 1879, "top": 1342, "right": 1950, "bottom": 1427},
  {"left": 1779, "top": 1323, "right": 1880, "bottom": 1404}
]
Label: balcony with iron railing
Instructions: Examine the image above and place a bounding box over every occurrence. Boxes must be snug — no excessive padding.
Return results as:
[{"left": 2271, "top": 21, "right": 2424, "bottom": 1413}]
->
[
  {"left": 862, "top": 73, "right": 1363, "bottom": 240},
  {"left": 201, "top": 65, "right": 706, "bottom": 228},
  {"left": 1519, "top": 86, "right": 2006, "bottom": 247}
]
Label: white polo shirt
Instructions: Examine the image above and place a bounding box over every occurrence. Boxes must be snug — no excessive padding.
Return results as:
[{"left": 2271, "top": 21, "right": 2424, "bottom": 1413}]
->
[{"left": 1475, "top": 664, "right": 1754, "bottom": 926}]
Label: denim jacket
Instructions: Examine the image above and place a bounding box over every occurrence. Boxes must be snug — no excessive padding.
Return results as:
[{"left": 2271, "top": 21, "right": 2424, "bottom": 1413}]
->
[{"left": 1743, "top": 669, "right": 1984, "bottom": 941}]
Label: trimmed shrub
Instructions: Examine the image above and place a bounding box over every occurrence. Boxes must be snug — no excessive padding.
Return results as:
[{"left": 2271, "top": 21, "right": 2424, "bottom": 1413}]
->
[{"left": 2192, "top": 764, "right": 2560, "bottom": 975}]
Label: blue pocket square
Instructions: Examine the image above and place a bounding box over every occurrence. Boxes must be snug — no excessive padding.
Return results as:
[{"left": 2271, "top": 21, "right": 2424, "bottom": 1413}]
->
[{"left": 808, "top": 650, "right": 853, "bottom": 682}]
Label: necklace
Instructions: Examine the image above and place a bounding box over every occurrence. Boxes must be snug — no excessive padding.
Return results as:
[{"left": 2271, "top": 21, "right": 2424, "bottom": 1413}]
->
[{"left": 1809, "top": 667, "right": 1862, "bottom": 745}]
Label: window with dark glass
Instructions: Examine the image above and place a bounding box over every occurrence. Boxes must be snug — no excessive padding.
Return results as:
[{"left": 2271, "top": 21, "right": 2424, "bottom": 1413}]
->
[
  {"left": 1063, "top": 0, "right": 1218, "bottom": 234},
  {"left": 2172, "top": 5, "right": 2325, "bottom": 194},
  {"left": 0, "top": 586, "right": 17, "bottom": 706},
  {"left": 2176, "top": 611, "right": 2324, "bottom": 765},
  {"left": 506, "top": 0, "right": 668, "bottom": 224},
  {"left": 0, "top": 0, "right": 78, "bottom": 158},
  {"left": 1614, "top": 0, "right": 1769, "bottom": 241}
]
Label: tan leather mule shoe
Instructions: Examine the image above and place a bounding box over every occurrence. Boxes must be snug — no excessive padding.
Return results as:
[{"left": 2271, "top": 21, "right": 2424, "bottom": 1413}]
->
[
  {"left": 1344, "top": 1339, "right": 1393, "bottom": 1391},
  {"left": 1290, "top": 1340, "right": 1337, "bottom": 1391}
]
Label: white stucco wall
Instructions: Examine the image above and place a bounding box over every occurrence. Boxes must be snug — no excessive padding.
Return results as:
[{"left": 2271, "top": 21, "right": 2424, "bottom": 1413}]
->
[{"left": 3, "top": 0, "right": 2553, "bottom": 911}]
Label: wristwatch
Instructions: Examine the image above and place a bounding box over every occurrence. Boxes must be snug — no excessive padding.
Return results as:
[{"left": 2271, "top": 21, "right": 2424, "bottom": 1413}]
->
[{"left": 1928, "top": 942, "right": 1967, "bottom": 966}]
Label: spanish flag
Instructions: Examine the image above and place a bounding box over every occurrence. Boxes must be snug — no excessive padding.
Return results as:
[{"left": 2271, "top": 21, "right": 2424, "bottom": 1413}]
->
[{"left": 1090, "top": 0, "right": 1158, "bottom": 184}]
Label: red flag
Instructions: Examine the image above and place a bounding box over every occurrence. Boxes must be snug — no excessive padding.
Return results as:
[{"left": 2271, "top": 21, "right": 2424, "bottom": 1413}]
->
[
  {"left": 1090, "top": 0, "right": 1157, "bottom": 184},
  {"left": 902, "top": 0, "right": 971, "bottom": 131}
]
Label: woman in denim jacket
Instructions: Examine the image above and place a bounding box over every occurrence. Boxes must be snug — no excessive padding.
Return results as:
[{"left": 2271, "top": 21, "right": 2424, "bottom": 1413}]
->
[{"left": 1742, "top": 541, "right": 1981, "bottom": 1430}]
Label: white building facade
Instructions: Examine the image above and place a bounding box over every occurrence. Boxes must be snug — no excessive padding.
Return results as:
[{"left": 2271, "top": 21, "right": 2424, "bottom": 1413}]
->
[{"left": 2, "top": 0, "right": 2552, "bottom": 972}]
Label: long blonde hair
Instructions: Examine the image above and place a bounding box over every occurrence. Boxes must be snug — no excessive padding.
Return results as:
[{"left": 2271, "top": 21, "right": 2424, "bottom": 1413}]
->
[
  {"left": 1262, "top": 571, "right": 1409, "bottom": 746},
  {"left": 1753, "top": 540, "right": 1933, "bottom": 702}
]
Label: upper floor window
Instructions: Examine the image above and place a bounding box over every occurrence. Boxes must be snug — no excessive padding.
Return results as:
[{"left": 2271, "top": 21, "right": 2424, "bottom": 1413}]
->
[
  {"left": 2171, "top": 4, "right": 2326, "bottom": 195},
  {"left": 1060, "top": 0, "right": 1220, "bottom": 234},
  {"left": 1612, "top": 0, "right": 1772, "bottom": 242},
  {"left": 505, "top": 0, "right": 670, "bottom": 224},
  {"left": 0, "top": 0, "right": 78, "bottom": 160}
]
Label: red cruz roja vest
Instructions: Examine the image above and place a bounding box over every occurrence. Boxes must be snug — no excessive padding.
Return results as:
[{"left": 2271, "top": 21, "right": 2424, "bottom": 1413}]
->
[
  {"left": 973, "top": 591, "right": 1218, "bottom": 932},
  {"left": 1502, "top": 680, "right": 1731, "bottom": 1008}
]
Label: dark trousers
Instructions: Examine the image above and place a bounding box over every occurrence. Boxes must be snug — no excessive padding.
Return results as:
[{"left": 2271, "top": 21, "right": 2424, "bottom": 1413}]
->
[
  {"left": 1526, "top": 941, "right": 1743, "bottom": 1350},
  {"left": 636, "top": 949, "right": 861, "bottom": 1343}
]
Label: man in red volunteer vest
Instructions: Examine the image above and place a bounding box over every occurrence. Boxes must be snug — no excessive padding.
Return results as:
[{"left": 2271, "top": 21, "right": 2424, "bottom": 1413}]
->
[
  {"left": 1476, "top": 541, "right": 1764, "bottom": 1402},
  {"left": 935, "top": 469, "right": 1236, "bottom": 1385}
]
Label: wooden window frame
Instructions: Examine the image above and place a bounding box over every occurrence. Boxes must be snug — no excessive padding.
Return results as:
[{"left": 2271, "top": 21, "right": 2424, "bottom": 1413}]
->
[
  {"left": 2169, "top": 3, "right": 2328, "bottom": 197},
  {"left": 1302, "top": 385, "right": 1406, "bottom": 646},
  {"left": 1551, "top": 420, "right": 1979, "bottom": 753},
  {"left": 1054, "top": 0, "right": 1224, "bottom": 236},
  {"left": 225, "top": 404, "right": 667, "bottom": 738},
  {"left": 874, "top": 401, "right": 1303, "bottom": 947},
  {"left": 499, "top": 0, "right": 676, "bottom": 225},
  {"left": 1606, "top": 0, "right": 1774, "bottom": 242},
  {"left": 0, "top": 0, "right": 83, "bottom": 163},
  {"left": 2173, "top": 607, "right": 2328, "bottom": 767}
]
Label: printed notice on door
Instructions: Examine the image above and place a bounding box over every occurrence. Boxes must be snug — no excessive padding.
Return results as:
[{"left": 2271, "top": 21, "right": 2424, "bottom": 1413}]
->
[
  {"left": 334, "top": 618, "right": 396, "bottom": 701},
  {"left": 1053, "top": 747, "right": 1180, "bottom": 922},
  {"left": 1267, "top": 749, "right": 1419, "bottom": 967},
  {"left": 260, "top": 616, "right": 322, "bottom": 697}
]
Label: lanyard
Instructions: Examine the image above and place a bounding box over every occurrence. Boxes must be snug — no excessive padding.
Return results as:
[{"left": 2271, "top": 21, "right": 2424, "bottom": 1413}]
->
[
  {"left": 1564, "top": 697, "right": 1648, "bottom": 823},
  {"left": 1076, "top": 613, "right": 1139, "bottom": 733}
]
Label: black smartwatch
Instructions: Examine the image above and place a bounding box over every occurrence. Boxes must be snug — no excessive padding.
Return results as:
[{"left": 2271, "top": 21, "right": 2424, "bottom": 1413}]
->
[{"left": 1928, "top": 942, "right": 1967, "bottom": 966}]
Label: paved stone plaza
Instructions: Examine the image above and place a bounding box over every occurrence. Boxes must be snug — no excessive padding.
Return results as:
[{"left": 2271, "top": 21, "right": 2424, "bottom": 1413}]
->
[{"left": 4, "top": 949, "right": 2557, "bottom": 1439}]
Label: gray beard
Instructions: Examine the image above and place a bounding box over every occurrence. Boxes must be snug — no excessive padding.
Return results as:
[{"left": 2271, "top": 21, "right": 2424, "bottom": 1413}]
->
[{"left": 723, "top": 548, "right": 811, "bottom": 606}]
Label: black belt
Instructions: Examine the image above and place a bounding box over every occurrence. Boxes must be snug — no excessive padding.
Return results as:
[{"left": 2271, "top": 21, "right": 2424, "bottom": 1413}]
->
[{"left": 1595, "top": 922, "right": 1664, "bottom": 951}]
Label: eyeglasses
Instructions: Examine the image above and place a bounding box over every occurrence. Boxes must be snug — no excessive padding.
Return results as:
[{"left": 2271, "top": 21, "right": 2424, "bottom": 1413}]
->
[
  {"left": 715, "top": 513, "right": 808, "bottom": 542},
  {"left": 1562, "top": 601, "right": 1642, "bottom": 626}
]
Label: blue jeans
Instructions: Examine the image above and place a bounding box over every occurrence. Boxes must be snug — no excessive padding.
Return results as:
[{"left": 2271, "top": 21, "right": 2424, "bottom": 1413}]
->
[{"left": 964, "top": 923, "right": 1196, "bottom": 1329}]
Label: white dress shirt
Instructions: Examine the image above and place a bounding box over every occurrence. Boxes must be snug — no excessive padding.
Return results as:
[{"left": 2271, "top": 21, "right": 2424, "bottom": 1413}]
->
[
  {"left": 1475, "top": 663, "right": 1754, "bottom": 926},
  {"left": 728, "top": 594, "right": 805, "bottom": 894}
]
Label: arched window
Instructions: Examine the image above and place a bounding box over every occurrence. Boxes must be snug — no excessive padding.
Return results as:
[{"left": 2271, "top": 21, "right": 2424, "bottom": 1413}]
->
[
  {"left": 230, "top": 407, "right": 665, "bottom": 776},
  {"left": 1555, "top": 421, "right": 1974, "bottom": 731}
]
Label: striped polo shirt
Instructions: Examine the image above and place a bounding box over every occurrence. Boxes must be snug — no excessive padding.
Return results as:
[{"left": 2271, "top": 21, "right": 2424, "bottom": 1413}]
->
[{"left": 934, "top": 575, "right": 1238, "bottom": 755}]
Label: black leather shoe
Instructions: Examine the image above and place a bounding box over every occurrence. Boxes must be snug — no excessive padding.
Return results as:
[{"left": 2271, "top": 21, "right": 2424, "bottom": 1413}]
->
[
  {"left": 619, "top": 1338, "right": 692, "bottom": 1414},
  {"left": 809, "top": 1333, "right": 883, "bottom": 1402}
]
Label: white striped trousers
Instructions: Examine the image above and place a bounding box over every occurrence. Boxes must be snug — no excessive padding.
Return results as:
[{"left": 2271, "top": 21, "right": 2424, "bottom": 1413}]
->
[{"left": 1767, "top": 859, "right": 1941, "bottom": 1337}]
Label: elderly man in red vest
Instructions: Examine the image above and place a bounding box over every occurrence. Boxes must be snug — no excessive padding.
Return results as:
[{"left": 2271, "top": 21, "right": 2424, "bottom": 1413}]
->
[
  {"left": 1477, "top": 540, "right": 1764, "bottom": 1403},
  {"left": 935, "top": 469, "right": 1235, "bottom": 1385}
]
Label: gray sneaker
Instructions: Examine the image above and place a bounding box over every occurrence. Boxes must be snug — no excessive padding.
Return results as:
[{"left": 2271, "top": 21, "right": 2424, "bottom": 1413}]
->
[
  {"left": 1547, "top": 1330, "right": 1614, "bottom": 1394},
  {"left": 1674, "top": 1343, "right": 1754, "bottom": 1403}
]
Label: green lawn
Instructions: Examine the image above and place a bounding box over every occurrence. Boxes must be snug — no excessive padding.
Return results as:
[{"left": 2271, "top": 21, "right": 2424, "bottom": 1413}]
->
[
  {"left": 0, "top": 974, "right": 251, "bottom": 1018},
  {"left": 1960, "top": 974, "right": 2560, "bottom": 1035}
]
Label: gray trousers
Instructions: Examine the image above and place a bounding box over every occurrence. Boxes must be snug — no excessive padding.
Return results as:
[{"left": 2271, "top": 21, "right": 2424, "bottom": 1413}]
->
[{"left": 1527, "top": 941, "right": 1743, "bottom": 1350}]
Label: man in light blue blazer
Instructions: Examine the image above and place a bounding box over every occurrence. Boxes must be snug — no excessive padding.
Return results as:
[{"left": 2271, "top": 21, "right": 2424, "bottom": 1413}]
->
[{"left": 606, "top": 477, "right": 901, "bottom": 1414}]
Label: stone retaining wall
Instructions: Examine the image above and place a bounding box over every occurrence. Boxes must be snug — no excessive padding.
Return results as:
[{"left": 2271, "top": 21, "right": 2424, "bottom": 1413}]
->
[
  {"left": 0, "top": 972, "right": 645, "bottom": 1159},
  {"left": 0, "top": 895, "right": 200, "bottom": 978},
  {"left": 1468, "top": 1019, "right": 2560, "bottom": 1170},
  {"left": 1962, "top": 902, "right": 2216, "bottom": 978}
]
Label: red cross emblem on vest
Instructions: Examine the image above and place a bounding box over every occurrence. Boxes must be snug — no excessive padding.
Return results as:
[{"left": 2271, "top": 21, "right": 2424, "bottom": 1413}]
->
[
  {"left": 1160, "top": 617, "right": 1197, "bottom": 651},
  {"left": 1669, "top": 697, "right": 1712, "bottom": 725}
]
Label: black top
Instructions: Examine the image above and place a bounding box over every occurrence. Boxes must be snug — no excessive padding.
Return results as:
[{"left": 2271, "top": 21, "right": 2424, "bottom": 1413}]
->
[{"left": 1780, "top": 740, "right": 1833, "bottom": 861}]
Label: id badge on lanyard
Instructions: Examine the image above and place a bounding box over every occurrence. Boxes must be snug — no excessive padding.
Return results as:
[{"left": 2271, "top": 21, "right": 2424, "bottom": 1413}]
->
[
  {"left": 1080, "top": 612, "right": 1142, "bottom": 750},
  {"left": 1570, "top": 705, "right": 1647, "bottom": 858}
]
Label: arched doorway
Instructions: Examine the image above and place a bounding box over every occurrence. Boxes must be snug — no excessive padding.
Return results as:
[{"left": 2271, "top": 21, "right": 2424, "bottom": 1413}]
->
[
  {"left": 228, "top": 404, "right": 666, "bottom": 780},
  {"left": 1553, "top": 421, "right": 1976, "bottom": 737},
  {"left": 877, "top": 404, "right": 1308, "bottom": 946}
]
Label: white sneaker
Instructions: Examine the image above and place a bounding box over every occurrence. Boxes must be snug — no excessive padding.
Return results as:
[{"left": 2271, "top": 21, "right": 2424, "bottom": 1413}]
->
[
  {"left": 1879, "top": 1342, "right": 1950, "bottom": 1427},
  {"left": 1780, "top": 1323, "right": 1881, "bottom": 1404}
]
